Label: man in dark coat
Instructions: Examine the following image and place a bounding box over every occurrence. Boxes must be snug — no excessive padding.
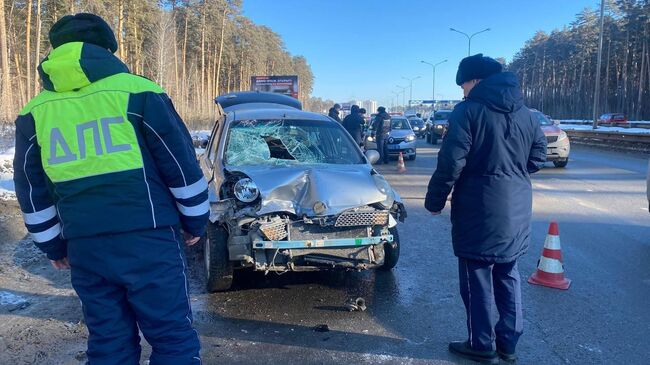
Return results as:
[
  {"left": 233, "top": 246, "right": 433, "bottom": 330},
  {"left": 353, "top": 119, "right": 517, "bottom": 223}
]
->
[
  {"left": 425, "top": 54, "right": 546, "bottom": 364},
  {"left": 328, "top": 103, "right": 342, "bottom": 123},
  {"left": 342, "top": 105, "right": 365, "bottom": 145},
  {"left": 372, "top": 106, "right": 391, "bottom": 164}
]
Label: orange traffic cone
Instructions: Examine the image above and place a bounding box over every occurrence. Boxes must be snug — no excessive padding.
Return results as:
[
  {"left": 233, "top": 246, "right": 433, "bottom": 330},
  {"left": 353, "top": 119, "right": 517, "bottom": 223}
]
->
[
  {"left": 528, "top": 221, "right": 571, "bottom": 290},
  {"left": 397, "top": 152, "right": 407, "bottom": 173}
]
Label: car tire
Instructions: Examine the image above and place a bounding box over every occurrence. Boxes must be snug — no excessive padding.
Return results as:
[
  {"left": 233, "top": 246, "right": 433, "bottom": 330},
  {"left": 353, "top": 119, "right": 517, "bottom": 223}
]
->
[
  {"left": 409, "top": 153, "right": 416, "bottom": 161},
  {"left": 553, "top": 159, "right": 569, "bottom": 168},
  {"left": 205, "top": 222, "right": 234, "bottom": 292},
  {"left": 380, "top": 227, "right": 400, "bottom": 270}
]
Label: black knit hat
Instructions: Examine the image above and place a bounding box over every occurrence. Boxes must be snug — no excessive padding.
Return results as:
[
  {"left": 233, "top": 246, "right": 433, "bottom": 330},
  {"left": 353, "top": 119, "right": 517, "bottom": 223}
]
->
[
  {"left": 49, "top": 13, "right": 118, "bottom": 53},
  {"left": 455, "top": 54, "right": 502, "bottom": 86},
  {"left": 377, "top": 106, "right": 386, "bottom": 113}
]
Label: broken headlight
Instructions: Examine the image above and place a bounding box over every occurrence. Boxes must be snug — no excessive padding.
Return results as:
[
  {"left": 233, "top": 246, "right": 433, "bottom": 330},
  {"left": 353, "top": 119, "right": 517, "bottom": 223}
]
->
[
  {"left": 233, "top": 178, "right": 260, "bottom": 203},
  {"left": 372, "top": 174, "right": 395, "bottom": 209}
]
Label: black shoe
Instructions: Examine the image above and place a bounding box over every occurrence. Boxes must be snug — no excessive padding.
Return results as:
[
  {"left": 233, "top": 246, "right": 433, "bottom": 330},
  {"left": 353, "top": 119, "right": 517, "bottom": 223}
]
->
[
  {"left": 448, "top": 341, "right": 498, "bottom": 364},
  {"left": 497, "top": 349, "right": 517, "bottom": 363}
]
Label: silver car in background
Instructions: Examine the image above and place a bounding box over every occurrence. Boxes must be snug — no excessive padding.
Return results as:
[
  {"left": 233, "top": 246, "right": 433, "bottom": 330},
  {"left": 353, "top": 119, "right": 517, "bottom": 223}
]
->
[
  {"left": 364, "top": 116, "right": 418, "bottom": 160},
  {"left": 199, "top": 92, "right": 407, "bottom": 292}
]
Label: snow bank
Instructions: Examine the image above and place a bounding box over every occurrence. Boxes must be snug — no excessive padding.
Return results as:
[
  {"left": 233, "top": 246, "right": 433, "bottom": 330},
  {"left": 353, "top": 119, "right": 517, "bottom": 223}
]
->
[
  {"left": 560, "top": 119, "right": 650, "bottom": 125},
  {"left": 0, "top": 146, "right": 16, "bottom": 201},
  {"left": 559, "top": 124, "right": 650, "bottom": 134}
]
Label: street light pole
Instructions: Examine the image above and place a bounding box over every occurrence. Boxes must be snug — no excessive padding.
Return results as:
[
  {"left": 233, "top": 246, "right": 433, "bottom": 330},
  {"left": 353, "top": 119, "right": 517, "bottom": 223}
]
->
[
  {"left": 401, "top": 76, "right": 421, "bottom": 108},
  {"left": 421, "top": 59, "right": 447, "bottom": 104},
  {"left": 592, "top": 0, "right": 605, "bottom": 130},
  {"left": 395, "top": 85, "right": 407, "bottom": 110},
  {"left": 391, "top": 91, "right": 400, "bottom": 109},
  {"left": 450, "top": 27, "right": 491, "bottom": 56}
]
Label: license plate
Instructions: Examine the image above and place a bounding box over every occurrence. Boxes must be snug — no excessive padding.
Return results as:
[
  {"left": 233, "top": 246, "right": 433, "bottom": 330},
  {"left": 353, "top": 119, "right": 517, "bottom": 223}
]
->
[{"left": 388, "top": 145, "right": 400, "bottom": 150}]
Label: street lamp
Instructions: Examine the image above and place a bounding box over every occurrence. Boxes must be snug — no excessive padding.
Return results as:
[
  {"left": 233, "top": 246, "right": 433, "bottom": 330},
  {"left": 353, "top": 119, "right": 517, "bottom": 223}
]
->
[
  {"left": 421, "top": 59, "right": 447, "bottom": 104},
  {"left": 395, "top": 85, "right": 408, "bottom": 109},
  {"left": 391, "top": 91, "right": 400, "bottom": 109},
  {"left": 449, "top": 27, "right": 491, "bottom": 56},
  {"left": 401, "top": 76, "right": 421, "bottom": 107}
]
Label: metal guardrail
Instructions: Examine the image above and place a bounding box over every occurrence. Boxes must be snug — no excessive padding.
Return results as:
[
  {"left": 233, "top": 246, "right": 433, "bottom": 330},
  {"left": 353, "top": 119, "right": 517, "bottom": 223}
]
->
[
  {"left": 559, "top": 120, "right": 650, "bottom": 129},
  {"left": 565, "top": 130, "right": 650, "bottom": 148}
]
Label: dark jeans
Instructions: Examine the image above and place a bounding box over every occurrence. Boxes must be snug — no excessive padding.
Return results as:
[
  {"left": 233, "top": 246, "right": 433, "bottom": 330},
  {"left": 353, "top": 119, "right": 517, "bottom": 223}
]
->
[
  {"left": 68, "top": 226, "right": 201, "bottom": 365},
  {"left": 458, "top": 257, "right": 523, "bottom": 354}
]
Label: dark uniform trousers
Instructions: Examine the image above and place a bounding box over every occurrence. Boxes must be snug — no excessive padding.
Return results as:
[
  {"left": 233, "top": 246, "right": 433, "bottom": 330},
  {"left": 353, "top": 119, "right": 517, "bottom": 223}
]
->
[
  {"left": 68, "top": 226, "right": 201, "bottom": 365},
  {"left": 376, "top": 136, "right": 388, "bottom": 164},
  {"left": 458, "top": 257, "right": 523, "bottom": 354}
]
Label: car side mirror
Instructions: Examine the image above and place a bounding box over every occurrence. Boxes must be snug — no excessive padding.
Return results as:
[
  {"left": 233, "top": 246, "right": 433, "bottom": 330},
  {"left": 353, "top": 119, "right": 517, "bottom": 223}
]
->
[
  {"left": 365, "top": 149, "right": 380, "bottom": 165},
  {"left": 553, "top": 119, "right": 560, "bottom": 126}
]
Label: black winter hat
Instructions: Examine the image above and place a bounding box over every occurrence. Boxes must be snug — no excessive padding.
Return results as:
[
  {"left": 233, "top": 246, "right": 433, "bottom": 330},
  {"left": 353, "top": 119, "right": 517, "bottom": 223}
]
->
[
  {"left": 455, "top": 53, "right": 502, "bottom": 86},
  {"left": 377, "top": 106, "right": 386, "bottom": 113},
  {"left": 49, "top": 13, "right": 118, "bottom": 53}
]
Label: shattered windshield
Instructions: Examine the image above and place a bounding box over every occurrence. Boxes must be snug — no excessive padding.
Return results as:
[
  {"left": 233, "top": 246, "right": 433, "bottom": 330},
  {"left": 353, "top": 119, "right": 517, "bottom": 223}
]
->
[{"left": 225, "top": 119, "right": 365, "bottom": 166}]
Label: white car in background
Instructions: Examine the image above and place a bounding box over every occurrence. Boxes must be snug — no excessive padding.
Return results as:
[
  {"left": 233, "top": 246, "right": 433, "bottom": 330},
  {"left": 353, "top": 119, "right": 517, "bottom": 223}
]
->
[{"left": 531, "top": 109, "right": 570, "bottom": 168}]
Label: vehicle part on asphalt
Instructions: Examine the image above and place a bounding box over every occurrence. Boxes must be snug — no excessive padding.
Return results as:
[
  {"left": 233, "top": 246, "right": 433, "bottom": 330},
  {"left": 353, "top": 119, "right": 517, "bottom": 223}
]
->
[{"left": 345, "top": 297, "right": 367, "bottom": 312}]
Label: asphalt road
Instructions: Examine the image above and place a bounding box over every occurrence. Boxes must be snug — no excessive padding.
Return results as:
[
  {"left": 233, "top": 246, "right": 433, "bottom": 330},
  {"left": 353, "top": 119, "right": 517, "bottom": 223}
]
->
[{"left": 186, "top": 140, "right": 650, "bottom": 365}]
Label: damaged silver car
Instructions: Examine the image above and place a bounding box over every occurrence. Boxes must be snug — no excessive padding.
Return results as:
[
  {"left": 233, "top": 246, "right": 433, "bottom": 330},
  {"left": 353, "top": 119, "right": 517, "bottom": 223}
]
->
[{"left": 198, "top": 92, "right": 407, "bottom": 292}]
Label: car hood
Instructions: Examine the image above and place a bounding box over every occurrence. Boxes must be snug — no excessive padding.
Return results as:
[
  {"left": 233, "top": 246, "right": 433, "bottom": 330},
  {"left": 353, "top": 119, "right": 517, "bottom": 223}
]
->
[
  {"left": 389, "top": 129, "right": 414, "bottom": 138},
  {"left": 541, "top": 125, "right": 562, "bottom": 135},
  {"left": 229, "top": 164, "right": 397, "bottom": 216}
]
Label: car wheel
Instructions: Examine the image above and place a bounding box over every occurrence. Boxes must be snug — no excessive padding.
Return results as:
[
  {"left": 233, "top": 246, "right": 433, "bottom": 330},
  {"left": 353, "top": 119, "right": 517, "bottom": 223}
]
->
[
  {"left": 553, "top": 158, "right": 569, "bottom": 168},
  {"left": 380, "top": 227, "right": 400, "bottom": 270},
  {"left": 205, "top": 222, "right": 234, "bottom": 292},
  {"left": 409, "top": 153, "right": 416, "bottom": 161}
]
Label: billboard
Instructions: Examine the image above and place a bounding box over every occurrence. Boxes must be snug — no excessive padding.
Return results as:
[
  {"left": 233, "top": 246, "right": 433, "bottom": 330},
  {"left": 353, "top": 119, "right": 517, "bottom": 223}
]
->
[{"left": 250, "top": 75, "right": 299, "bottom": 99}]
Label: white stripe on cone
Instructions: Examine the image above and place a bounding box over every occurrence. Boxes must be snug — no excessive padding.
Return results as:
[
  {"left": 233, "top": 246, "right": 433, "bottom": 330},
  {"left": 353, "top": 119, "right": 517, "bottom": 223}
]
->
[
  {"left": 544, "top": 234, "right": 562, "bottom": 250},
  {"left": 538, "top": 256, "right": 564, "bottom": 274}
]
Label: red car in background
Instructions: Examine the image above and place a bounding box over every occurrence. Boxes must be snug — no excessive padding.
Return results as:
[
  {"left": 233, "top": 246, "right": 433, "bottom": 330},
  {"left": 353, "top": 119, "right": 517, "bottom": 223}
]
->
[{"left": 598, "top": 113, "right": 627, "bottom": 126}]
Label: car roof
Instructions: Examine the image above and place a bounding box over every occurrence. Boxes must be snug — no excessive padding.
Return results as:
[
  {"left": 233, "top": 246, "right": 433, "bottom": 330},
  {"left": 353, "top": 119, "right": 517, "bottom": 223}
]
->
[
  {"left": 216, "top": 91, "right": 302, "bottom": 112},
  {"left": 230, "top": 108, "right": 334, "bottom": 123}
]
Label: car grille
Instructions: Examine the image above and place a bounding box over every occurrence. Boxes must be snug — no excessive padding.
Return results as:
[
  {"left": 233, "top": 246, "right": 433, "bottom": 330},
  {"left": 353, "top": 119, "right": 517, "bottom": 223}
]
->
[
  {"left": 387, "top": 137, "right": 405, "bottom": 144},
  {"left": 546, "top": 136, "right": 558, "bottom": 144},
  {"left": 289, "top": 223, "right": 369, "bottom": 240},
  {"left": 259, "top": 221, "right": 288, "bottom": 241},
  {"left": 335, "top": 210, "right": 389, "bottom": 227}
]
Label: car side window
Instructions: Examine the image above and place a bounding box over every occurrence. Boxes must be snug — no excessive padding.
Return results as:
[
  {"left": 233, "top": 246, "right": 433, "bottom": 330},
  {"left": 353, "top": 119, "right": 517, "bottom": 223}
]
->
[{"left": 207, "top": 117, "right": 223, "bottom": 164}]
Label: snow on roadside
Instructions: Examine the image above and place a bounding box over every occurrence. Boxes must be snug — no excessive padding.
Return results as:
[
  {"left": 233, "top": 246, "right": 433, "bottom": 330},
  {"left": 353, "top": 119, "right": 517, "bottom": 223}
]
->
[
  {"left": 559, "top": 124, "right": 650, "bottom": 134},
  {"left": 560, "top": 119, "right": 650, "bottom": 125},
  {"left": 0, "top": 146, "right": 16, "bottom": 201}
]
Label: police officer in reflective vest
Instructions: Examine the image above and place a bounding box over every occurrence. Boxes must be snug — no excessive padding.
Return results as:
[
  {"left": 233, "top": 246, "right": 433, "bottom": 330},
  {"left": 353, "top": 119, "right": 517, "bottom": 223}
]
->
[{"left": 13, "top": 14, "right": 207, "bottom": 365}]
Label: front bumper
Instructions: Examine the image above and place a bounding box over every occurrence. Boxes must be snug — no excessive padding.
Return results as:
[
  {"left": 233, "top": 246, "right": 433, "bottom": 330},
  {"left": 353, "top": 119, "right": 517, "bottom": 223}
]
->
[
  {"left": 546, "top": 139, "right": 570, "bottom": 161},
  {"left": 386, "top": 141, "right": 417, "bottom": 156},
  {"left": 254, "top": 234, "right": 393, "bottom": 249}
]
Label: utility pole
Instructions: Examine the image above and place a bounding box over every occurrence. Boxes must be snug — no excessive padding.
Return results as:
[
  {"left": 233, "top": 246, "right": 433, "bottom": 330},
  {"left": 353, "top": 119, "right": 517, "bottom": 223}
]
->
[
  {"left": 421, "top": 59, "right": 447, "bottom": 103},
  {"left": 450, "top": 27, "right": 491, "bottom": 56},
  {"left": 592, "top": 0, "right": 605, "bottom": 130},
  {"left": 401, "top": 76, "right": 421, "bottom": 108}
]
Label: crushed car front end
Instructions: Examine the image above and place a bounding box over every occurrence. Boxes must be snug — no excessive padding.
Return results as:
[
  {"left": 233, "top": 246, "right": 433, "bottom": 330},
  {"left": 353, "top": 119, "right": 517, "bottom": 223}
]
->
[
  {"left": 210, "top": 163, "right": 406, "bottom": 273},
  {"left": 200, "top": 105, "right": 407, "bottom": 290}
]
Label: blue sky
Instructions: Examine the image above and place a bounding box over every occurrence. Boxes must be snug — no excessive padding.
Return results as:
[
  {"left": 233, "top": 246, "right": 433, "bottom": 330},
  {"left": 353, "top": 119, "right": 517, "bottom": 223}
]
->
[{"left": 242, "top": 0, "right": 597, "bottom": 106}]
